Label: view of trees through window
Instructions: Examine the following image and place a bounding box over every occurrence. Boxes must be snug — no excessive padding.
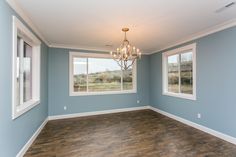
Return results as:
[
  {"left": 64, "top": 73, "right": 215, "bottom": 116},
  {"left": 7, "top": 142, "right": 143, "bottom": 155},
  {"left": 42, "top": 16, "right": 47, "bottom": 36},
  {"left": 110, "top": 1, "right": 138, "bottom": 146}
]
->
[
  {"left": 180, "top": 52, "right": 193, "bottom": 94},
  {"left": 88, "top": 58, "right": 121, "bottom": 92},
  {"left": 73, "top": 58, "right": 87, "bottom": 92},
  {"left": 167, "top": 52, "right": 193, "bottom": 94},
  {"left": 73, "top": 57, "right": 133, "bottom": 93},
  {"left": 168, "top": 54, "right": 179, "bottom": 93},
  {"left": 123, "top": 66, "right": 133, "bottom": 90}
]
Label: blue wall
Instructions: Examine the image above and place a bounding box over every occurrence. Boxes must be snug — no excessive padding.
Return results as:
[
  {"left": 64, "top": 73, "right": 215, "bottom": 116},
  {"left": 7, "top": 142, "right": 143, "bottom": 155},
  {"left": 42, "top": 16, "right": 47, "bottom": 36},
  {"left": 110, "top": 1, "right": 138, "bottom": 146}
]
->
[
  {"left": 0, "top": 1, "right": 48, "bottom": 156},
  {"left": 48, "top": 48, "right": 149, "bottom": 116},
  {"left": 150, "top": 26, "right": 236, "bottom": 138},
  {"left": 2, "top": 0, "right": 236, "bottom": 155}
]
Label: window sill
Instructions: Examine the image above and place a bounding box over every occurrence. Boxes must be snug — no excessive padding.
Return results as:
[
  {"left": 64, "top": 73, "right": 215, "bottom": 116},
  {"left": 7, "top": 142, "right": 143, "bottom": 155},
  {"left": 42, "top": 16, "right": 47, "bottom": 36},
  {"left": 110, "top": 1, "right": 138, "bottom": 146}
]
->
[
  {"left": 12, "top": 100, "right": 40, "bottom": 120},
  {"left": 163, "top": 92, "right": 196, "bottom": 100},
  {"left": 70, "top": 90, "right": 137, "bottom": 96}
]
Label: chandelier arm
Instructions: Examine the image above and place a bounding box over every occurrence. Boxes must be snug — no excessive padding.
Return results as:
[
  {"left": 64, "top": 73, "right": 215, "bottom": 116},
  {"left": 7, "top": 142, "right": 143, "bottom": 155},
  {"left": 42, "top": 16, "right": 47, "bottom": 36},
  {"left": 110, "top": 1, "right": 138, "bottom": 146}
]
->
[
  {"left": 125, "top": 60, "right": 129, "bottom": 70},
  {"left": 124, "top": 60, "right": 127, "bottom": 69},
  {"left": 115, "top": 59, "right": 123, "bottom": 68},
  {"left": 110, "top": 28, "right": 141, "bottom": 71},
  {"left": 126, "top": 59, "right": 136, "bottom": 70}
]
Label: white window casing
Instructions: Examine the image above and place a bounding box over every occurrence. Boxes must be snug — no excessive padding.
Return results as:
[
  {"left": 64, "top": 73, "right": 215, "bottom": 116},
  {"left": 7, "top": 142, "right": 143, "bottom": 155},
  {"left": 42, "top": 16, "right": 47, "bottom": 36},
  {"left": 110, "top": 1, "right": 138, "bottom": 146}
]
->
[
  {"left": 12, "top": 16, "right": 41, "bottom": 119},
  {"left": 162, "top": 43, "right": 196, "bottom": 100},
  {"left": 69, "top": 52, "right": 137, "bottom": 96}
]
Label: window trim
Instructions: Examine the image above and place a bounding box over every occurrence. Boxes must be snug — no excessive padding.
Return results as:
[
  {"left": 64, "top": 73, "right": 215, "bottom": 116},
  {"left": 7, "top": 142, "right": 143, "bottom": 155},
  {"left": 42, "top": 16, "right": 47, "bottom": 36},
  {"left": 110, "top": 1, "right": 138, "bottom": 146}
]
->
[
  {"left": 162, "top": 43, "right": 196, "bottom": 100},
  {"left": 12, "top": 16, "right": 41, "bottom": 119},
  {"left": 69, "top": 52, "right": 137, "bottom": 96}
]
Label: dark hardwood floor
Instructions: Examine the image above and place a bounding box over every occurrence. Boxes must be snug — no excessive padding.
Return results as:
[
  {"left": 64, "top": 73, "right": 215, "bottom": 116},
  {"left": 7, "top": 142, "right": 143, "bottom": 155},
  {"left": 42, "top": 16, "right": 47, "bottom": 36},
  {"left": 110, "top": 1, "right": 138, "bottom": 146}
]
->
[{"left": 25, "top": 110, "right": 236, "bottom": 157}]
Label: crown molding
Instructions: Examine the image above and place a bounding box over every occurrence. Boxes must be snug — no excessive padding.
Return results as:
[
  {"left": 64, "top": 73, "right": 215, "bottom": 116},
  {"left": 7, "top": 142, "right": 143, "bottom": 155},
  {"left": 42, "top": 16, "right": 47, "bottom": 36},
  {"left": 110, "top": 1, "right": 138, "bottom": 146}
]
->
[
  {"left": 7, "top": 0, "right": 235, "bottom": 55},
  {"left": 149, "top": 18, "right": 236, "bottom": 55},
  {"left": 49, "top": 43, "right": 112, "bottom": 53},
  {"left": 6, "top": 0, "right": 50, "bottom": 46},
  {"left": 49, "top": 43, "right": 150, "bottom": 55}
]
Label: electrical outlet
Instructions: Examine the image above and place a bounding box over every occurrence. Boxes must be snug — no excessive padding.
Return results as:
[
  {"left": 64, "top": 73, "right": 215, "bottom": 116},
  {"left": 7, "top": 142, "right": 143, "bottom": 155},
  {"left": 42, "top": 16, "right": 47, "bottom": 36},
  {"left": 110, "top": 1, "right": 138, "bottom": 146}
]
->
[
  {"left": 64, "top": 106, "right": 67, "bottom": 110},
  {"left": 137, "top": 100, "right": 140, "bottom": 104},
  {"left": 197, "top": 113, "right": 201, "bottom": 119}
]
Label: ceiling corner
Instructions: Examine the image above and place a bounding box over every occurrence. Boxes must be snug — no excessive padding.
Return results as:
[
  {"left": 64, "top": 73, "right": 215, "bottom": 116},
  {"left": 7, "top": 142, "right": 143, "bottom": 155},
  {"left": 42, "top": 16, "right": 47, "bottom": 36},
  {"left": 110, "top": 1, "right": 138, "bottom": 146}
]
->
[{"left": 6, "top": 0, "right": 50, "bottom": 46}]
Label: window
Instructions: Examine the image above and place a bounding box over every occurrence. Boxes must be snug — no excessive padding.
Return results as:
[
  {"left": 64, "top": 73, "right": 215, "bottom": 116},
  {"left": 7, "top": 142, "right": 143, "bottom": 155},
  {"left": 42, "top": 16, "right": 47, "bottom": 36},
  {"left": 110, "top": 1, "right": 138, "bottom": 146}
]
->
[
  {"left": 162, "top": 43, "right": 196, "bottom": 100},
  {"left": 69, "top": 52, "right": 136, "bottom": 96},
  {"left": 12, "top": 16, "right": 41, "bottom": 119}
]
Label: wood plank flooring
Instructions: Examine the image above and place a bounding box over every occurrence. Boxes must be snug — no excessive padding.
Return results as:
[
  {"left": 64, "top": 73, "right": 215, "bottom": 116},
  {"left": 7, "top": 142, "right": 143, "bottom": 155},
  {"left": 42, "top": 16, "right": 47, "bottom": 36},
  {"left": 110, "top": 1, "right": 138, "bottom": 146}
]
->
[{"left": 24, "top": 110, "right": 236, "bottom": 157}]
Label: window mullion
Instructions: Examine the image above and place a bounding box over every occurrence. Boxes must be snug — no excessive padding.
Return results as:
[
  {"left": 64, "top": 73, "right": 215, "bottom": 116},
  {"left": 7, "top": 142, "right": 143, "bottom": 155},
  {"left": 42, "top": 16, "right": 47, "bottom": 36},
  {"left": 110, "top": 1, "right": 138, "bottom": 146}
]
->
[
  {"left": 178, "top": 54, "right": 181, "bottom": 94},
  {"left": 166, "top": 57, "right": 168, "bottom": 93},
  {"left": 121, "top": 69, "right": 123, "bottom": 91},
  {"left": 86, "top": 58, "right": 89, "bottom": 92},
  {"left": 132, "top": 62, "right": 135, "bottom": 90},
  {"left": 19, "top": 39, "right": 24, "bottom": 105}
]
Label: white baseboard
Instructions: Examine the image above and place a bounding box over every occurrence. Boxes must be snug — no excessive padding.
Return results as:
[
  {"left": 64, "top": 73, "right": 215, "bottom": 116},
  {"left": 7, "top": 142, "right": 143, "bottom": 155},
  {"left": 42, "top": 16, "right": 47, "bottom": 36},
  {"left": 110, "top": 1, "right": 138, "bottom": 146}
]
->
[
  {"left": 48, "top": 106, "right": 149, "bottom": 120},
  {"left": 148, "top": 106, "right": 236, "bottom": 145},
  {"left": 16, "top": 118, "right": 48, "bottom": 157}
]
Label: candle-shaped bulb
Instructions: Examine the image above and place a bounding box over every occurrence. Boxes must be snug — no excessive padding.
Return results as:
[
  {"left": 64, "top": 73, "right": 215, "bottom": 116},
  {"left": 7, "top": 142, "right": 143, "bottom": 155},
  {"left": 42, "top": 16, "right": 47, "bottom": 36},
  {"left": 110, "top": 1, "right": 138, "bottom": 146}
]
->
[{"left": 138, "top": 52, "right": 141, "bottom": 58}]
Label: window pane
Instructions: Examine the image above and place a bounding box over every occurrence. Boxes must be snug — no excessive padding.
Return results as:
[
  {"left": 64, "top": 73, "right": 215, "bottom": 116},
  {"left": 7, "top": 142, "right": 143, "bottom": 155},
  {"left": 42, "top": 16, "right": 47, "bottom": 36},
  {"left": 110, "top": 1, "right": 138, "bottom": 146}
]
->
[
  {"left": 73, "top": 58, "right": 87, "bottom": 92},
  {"left": 23, "top": 42, "right": 32, "bottom": 102},
  {"left": 167, "top": 54, "right": 179, "bottom": 93},
  {"left": 123, "top": 62, "right": 133, "bottom": 90},
  {"left": 16, "top": 37, "right": 21, "bottom": 106},
  {"left": 88, "top": 58, "right": 121, "bottom": 92},
  {"left": 180, "top": 52, "right": 193, "bottom": 94}
]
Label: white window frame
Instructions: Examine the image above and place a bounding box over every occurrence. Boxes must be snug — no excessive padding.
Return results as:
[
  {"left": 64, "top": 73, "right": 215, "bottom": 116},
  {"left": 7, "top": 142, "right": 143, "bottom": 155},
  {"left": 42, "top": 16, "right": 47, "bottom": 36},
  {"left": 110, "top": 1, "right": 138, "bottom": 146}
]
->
[
  {"left": 69, "top": 52, "right": 137, "bottom": 96},
  {"left": 12, "top": 16, "right": 41, "bottom": 119},
  {"left": 162, "top": 43, "right": 196, "bottom": 100}
]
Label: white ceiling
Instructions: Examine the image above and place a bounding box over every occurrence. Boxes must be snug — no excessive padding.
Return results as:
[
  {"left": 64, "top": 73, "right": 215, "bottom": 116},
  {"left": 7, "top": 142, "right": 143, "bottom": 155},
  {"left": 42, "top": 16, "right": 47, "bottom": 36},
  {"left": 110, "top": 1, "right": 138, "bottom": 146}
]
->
[{"left": 15, "top": 0, "right": 236, "bottom": 54}]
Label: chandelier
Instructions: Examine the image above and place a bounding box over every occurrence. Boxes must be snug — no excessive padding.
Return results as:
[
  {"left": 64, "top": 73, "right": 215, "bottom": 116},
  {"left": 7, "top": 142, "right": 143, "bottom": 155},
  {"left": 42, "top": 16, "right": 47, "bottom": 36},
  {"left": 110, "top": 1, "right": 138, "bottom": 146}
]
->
[{"left": 110, "top": 28, "right": 141, "bottom": 70}]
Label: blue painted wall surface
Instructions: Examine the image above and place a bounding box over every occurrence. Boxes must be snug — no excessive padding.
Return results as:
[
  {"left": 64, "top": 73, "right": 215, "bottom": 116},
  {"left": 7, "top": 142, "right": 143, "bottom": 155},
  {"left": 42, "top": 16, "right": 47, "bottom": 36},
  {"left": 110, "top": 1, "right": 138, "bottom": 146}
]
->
[
  {"left": 48, "top": 48, "right": 149, "bottom": 116},
  {"left": 2, "top": 0, "right": 236, "bottom": 155},
  {"left": 0, "top": 1, "right": 48, "bottom": 156},
  {"left": 150, "top": 26, "right": 236, "bottom": 138}
]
